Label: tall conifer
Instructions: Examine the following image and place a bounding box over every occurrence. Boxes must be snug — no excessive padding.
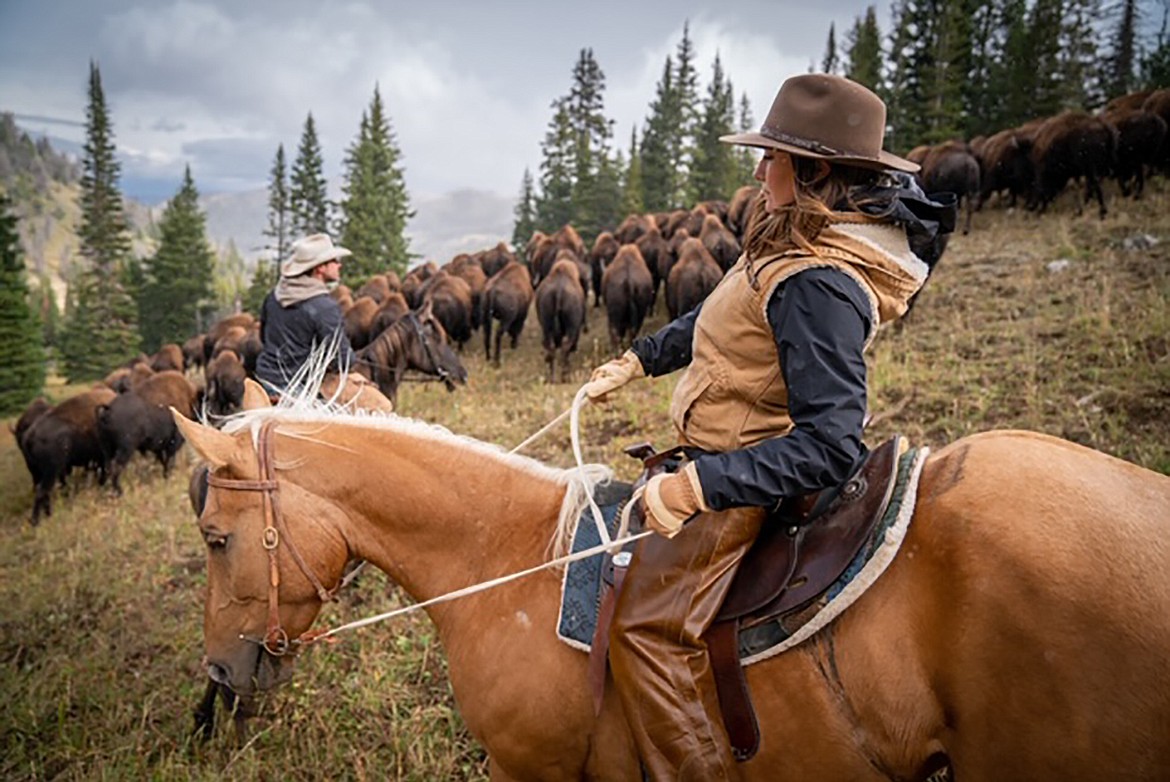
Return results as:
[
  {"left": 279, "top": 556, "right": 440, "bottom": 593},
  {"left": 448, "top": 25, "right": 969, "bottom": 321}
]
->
[
  {"left": 535, "top": 100, "right": 576, "bottom": 231},
  {"left": 690, "top": 54, "right": 738, "bottom": 202},
  {"left": 823, "top": 23, "right": 841, "bottom": 74},
  {"left": 60, "top": 61, "right": 139, "bottom": 381},
  {"left": 338, "top": 86, "right": 412, "bottom": 280},
  {"left": 0, "top": 190, "right": 45, "bottom": 413},
  {"left": 139, "top": 165, "right": 215, "bottom": 352},
  {"left": 263, "top": 144, "right": 290, "bottom": 273},
  {"left": 621, "top": 128, "right": 645, "bottom": 217},
  {"left": 289, "top": 113, "right": 329, "bottom": 237},
  {"left": 845, "top": 8, "right": 884, "bottom": 92},
  {"left": 512, "top": 168, "right": 537, "bottom": 249},
  {"left": 641, "top": 57, "right": 685, "bottom": 211},
  {"left": 1106, "top": 0, "right": 1140, "bottom": 98}
]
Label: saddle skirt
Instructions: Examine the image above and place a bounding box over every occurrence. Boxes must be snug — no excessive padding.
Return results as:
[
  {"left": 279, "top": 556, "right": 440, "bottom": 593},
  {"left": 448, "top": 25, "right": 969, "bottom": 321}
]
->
[{"left": 555, "top": 442, "right": 931, "bottom": 664}]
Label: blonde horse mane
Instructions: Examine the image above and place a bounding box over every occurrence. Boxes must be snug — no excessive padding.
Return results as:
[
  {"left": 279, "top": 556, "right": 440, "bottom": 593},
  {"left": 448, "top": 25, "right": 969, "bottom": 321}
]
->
[{"left": 219, "top": 338, "right": 612, "bottom": 562}]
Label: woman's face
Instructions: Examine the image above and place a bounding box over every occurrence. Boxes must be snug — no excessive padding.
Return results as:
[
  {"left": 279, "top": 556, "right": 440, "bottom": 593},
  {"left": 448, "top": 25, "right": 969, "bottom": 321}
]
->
[{"left": 754, "top": 149, "right": 796, "bottom": 212}]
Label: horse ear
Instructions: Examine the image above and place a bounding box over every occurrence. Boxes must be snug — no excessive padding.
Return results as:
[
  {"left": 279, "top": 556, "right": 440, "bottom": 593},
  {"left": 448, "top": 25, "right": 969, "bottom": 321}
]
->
[
  {"left": 172, "top": 409, "right": 247, "bottom": 472},
  {"left": 242, "top": 378, "right": 272, "bottom": 411}
]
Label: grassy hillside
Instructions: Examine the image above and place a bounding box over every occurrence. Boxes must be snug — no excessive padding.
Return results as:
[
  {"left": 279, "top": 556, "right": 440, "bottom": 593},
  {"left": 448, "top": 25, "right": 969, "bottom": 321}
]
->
[{"left": 1, "top": 185, "right": 1167, "bottom": 779}]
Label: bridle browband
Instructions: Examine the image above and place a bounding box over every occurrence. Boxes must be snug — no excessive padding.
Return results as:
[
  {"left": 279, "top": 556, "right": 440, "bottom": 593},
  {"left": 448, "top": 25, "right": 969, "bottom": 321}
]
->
[{"left": 205, "top": 420, "right": 341, "bottom": 656}]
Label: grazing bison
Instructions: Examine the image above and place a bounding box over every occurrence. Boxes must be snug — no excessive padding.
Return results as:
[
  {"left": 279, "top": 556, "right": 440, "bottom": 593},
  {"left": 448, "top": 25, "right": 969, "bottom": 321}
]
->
[
  {"left": 667, "top": 238, "right": 722, "bottom": 320},
  {"left": 355, "top": 301, "right": 468, "bottom": 406},
  {"left": 445, "top": 256, "right": 487, "bottom": 330},
  {"left": 19, "top": 387, "right": 116, "bottom": 524},
  {"left": 478, "top": 242, "right": 516, "bottom": 279},
  {"left": 369, "top": 291, "right": 410, "bottom": 341},
  {"left": 921, "top": 141, "right": 981, "bottom": 234},
  {"left": 135, "top": 370, "right": 199, "bottom": 420},
  {"left": 1102, "top": 107, "right": 1167, "bottom": 198},
  {"left": 1030, "top": 111, "right": 1117, "bottom": 219},
  {"left": 699, "top": 213, "right": 741, "bottom": 271},
  {"left": 342, "top": 296, "right": 380, "bottom": 350},
  {"left": 615, "top": 213, "right": 655, "bottom": 245},
  {"left": 402, "top": 262, "right": 438, "bottom": 308},
  {"left": 11, "top": 397, "right": 52, "bottom": 468},
  {"left": 203, "top": 313, "right": 254, "bottom": 365},
  {"left": 906, "top": 145, "right": 931, "bottom": 166},
  {"left": 420, "top": 271, "right": 474, "bottom": 350},
  {"left": 529, "top": 226, "right": 586, "bottom": 288},
  {"left": 589, "top": 232, "right": 621, "bottom": 307},
  {"left": 482, "top": 260, "right": 534, "bottom": 367},
  {"left": 182, "top": 334, "right": 207, "bottom": 374},
  {"left": 602, "top": 245, "right": 655, "bottom": 350},
  {"left": 727, "top": 186, "right": 760, "bottom": 241},
  {"left": 150, "top": 343, "right": 185, "bottom": 373},
  {"left": 1105, "top": 89, "right": 1156, "bottom": 113},
  {"left": 535, "top": 258, "right": 586, "bottom": 383},
  {"left": 356, "top": 275, "right": 392, "bottom": 303},
  {"left": 96, "top": 390, "right": 184, "bottom": 495},
  {"left": 205, "top": 349, "right": 247, "bottom": 419},
  {"left": 635, "top": 225, "right": 671, "bottom": 310},
  {"left": 977, "top": 127, "right": 1035, "bottom": 209}
]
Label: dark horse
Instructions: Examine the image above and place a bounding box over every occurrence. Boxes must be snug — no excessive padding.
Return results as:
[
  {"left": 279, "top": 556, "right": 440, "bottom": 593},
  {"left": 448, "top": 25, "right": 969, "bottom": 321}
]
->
[{"left": 354, "top": 301, "right": 467, "bottom": 406}]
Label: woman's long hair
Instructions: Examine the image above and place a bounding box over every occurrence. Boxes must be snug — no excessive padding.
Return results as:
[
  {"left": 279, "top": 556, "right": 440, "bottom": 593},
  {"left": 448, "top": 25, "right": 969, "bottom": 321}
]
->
[{"left": 743, "top": 155, "right": 895, "bottom": 260}]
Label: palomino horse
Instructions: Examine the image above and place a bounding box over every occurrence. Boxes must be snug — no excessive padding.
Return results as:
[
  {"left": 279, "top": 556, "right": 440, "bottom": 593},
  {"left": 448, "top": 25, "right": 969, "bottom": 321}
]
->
[{"left": 175, "top": 393, "right": 1170, "bottom": 781}]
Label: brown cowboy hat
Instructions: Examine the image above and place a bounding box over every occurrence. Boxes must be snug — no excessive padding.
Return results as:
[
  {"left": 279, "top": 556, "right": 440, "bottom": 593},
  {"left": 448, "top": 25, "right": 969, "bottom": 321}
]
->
[{"left": 721, "top": 73, "right": 918, "bottom": 173}]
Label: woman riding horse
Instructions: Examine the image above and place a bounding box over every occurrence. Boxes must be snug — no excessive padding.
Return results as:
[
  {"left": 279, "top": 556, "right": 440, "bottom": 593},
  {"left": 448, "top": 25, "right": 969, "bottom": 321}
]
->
[{"left": 583, "top": 73, "right": 955, "bottom": 778}]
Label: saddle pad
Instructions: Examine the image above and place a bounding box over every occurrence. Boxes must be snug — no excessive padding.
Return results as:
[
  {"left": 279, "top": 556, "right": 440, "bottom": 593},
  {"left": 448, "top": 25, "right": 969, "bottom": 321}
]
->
[
  {"left": 555, "top": 447, "right": 930, "bottom": 661},
  {"left": 556, "top": 498, "right": 625, "bottom": 651}
]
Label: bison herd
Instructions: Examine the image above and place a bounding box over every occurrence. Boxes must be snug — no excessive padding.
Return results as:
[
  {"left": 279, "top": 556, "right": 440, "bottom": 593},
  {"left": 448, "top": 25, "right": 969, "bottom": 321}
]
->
[{"left": 907, "top": 87, "right": 1170, "bottom": 231}]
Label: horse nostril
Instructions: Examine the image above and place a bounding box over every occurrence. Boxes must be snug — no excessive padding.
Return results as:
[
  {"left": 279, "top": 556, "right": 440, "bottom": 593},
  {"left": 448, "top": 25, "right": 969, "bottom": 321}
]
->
[{"left": 206, "top": 662, "right": 231, "bottom": 686}]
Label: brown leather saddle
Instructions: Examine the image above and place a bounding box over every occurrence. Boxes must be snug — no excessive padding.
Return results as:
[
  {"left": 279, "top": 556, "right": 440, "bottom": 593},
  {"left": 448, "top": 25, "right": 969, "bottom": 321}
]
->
[{"left": 591, "top": 436, "right": 905, "bottom": 759}]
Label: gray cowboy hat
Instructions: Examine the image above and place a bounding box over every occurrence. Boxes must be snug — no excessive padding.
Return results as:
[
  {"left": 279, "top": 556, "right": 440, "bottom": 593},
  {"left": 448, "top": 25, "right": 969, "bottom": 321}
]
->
[
  {"left": 721, "top": 73, "right": 918, "bottom": 173},
  {"left": 281, "top": 233, "right": 353, "bottom": 278}
]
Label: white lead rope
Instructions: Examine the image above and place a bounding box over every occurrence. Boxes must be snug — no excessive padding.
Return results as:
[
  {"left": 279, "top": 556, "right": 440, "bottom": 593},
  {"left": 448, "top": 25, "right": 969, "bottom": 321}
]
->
[{"left": 306, "top": 385, "right": 652, "bottom": 644}]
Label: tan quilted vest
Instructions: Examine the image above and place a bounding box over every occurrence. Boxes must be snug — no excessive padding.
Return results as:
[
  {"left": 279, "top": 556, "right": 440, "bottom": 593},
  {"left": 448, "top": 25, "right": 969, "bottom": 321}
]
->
[{"left": 670, "top": 216, "right": 928, "bottom": 452}]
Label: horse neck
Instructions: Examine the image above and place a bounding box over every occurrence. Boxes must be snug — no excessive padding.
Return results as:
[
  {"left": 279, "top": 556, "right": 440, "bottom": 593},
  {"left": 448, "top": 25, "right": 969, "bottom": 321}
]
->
[{"left": 282, "top": 420, "right": 569, "bottom": 602}]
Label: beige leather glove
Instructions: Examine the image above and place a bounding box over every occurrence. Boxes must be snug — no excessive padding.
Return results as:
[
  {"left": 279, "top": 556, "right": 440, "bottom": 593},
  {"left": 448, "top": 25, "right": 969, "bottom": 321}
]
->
[
  {"left": 584, "top": 350, "right": 645, "bottom": 402},
  {"left": 640, "top": 462, "right": 710, "bottom": 538}
]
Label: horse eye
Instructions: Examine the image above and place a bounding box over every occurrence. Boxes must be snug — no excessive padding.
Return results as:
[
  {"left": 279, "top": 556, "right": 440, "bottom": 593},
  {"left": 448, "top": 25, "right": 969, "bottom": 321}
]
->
[{"left": 203, "top": 531, "right": 229, "bottom": 549}]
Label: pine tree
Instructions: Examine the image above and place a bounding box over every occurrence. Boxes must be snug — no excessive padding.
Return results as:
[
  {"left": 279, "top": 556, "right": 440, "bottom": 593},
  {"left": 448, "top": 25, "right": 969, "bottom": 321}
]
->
[
  {"left": 1027, "top": 0, "right": 1067, "bottom": 117},
  {"left": 641, "top": 56, "right": 685, "bottom": 211},
  {"left": 1142, "top": 3, "right": 1170, "bottom": 88},
  {"left": 338, "top": 86, "right": 413, "bottom": 280},
  {"left": 996, "top": 0, "right": 1036, "bottom": 127},
  {"left": 512, "top": 168, "right": 537, "bottom": 249},
  {"left": 138, "top": 165, "right": 215, "bottom": 352},
  {"left": 690, "top": 53, "right": 738, "bottom": 202},
  {"left": 244, "top": 260, "right": 278, "bottom": 317},
  {"left": 535, "top": 99, "right": 576, "bottom": 231},
  {"left": 845, "top": 7, "right": 884, "bottom": 92},
  {"left": 823, "top": 23, "right": 841, "bottom": 74},
  {"left": 0, "top": 190, "right": 45, "bottom": 414},
  {"left": 885, "top": 0, "right": 924, "bottom": 151},
  {"left": 60, "top": 61, "right": 139, "bottom": 381},
  {"left": 1105, "top": 0, "right": 1139, "bottom": 98},
  {"left": 289, "top": 113, "right": 329, "bottom": 237},
  {"left": 213, "top": 239, "right": 247, "bottom": 315},
  {"left": 735, "top": 93, "right": 757, "bottom": 187},
  {"left": 964, "top": 0, "right": 1002, "bottom": 137},
  {"left": 674, "top": 23, "right": 701, "bottom": 201},
  {"left": 565, "top": 48, "right": 618, "bottom": 240},
  {"left": 621, "top": 127, "right": 645, "bottom": 217},
  {"left": 1059, "top": 0, "right": 1105, "bottom": 109},
  {"left": 263, "top": 144, "right": 290, "bottom": 275}
]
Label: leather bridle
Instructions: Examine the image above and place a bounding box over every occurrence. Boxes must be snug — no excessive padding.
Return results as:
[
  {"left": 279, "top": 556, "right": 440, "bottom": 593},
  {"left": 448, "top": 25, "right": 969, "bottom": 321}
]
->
[{"left": 205, "top": 420, "right": 340, "bottom": 656}]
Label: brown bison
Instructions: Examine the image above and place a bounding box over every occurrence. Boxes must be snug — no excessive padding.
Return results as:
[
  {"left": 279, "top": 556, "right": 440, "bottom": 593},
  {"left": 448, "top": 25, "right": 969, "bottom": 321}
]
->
[
  {"left": 150, "top": 343, "right": 185, "bottom": 373},
  {"left": 1030, "top": 111, "right": 1117, "bottom": 219},
  {"left": 182, "top": 334, "right": 206, "bottom": 373},
  {"left": 356, "top": 275, "right": 393, "bottom": 304},
  {"left": 667, "top": 238, "right": 722, "bottom": 320},
  {"left": 420, "top": 271, "right": 474, "bottom": 350},
  {"left": 482, "top": 260, "right": 534, "bottom": 367},
  {"left": 19, "top": 387, "right": 116, "bottom": 524},
  {"left": 203, "top": 313, "right": 254, "bottom": 364},
  {"left": 445, "top": 255, "right": 488, "bottom": 330},
  {"left": 1102, "top": 107, "right": 1167, "bottom": 198},
  {"left": 920, "top": 141, "right": 981, "bottom": 235},
  {"left": 589, "top": 232, "right": 621, "bottom": 307},
  {"left": 727, "top": 186, "right": 761, "bottom": 241},
  {"left": 530, "top": 225, "right": 586, "bottom": 288},
  {"left": 1142, "top": 89, "right": 1170, "bottom": 171},
  {"left": 535, "top": 258, "right": 587, "bottom": 383},
  {"left": 342, "top": 296, "right": 380, "bottom": 350},
  {"left": 402, "top": 262, "right": 439, "bottom": 308},
  {"left": 699, "top": 213, "right": 741, "bottom": 271},
  {"left": 614, "top": 214, "right": 655, "bottom": 246},
  {"left": 205, "top": 349, "right": 247, "bottom": 419},
  {"left": 635, "top": 225, "right": 671, "bottom": 310},
  {"left": 96, "top": 390, "right": 183, "bottom": 495},
  {"left": 978, "top": 127, "right": 1035, "bottom": 209},
  {"left": 355, "top": 301, "right": 468, "bottom": 406},
  {"left": 478, "top": 242, "right": 516, "bottom": 279},
  {"left": 369, "top": 291, "right": 410, "bottom": 341},
  {"left": 602, "top": 245, "right": 655, "bottom": 350}
]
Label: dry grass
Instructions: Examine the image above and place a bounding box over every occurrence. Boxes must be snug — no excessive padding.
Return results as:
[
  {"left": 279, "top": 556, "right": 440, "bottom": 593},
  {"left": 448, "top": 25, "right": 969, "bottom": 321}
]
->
[{"left": 2, "top": 183, "right": 1168, "bottom": 779}]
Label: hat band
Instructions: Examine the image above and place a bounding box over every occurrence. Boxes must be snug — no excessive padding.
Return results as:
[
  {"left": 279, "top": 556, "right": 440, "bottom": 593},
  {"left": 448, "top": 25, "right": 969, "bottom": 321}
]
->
[{"left": 761, "top": 124, "right": 859, "bottom": 158}]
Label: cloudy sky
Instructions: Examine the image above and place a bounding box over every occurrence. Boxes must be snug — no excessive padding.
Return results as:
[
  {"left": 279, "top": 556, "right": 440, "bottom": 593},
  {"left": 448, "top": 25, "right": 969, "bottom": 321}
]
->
[{"left": 1, "top": 0, "right": 890, "bottom": 206}]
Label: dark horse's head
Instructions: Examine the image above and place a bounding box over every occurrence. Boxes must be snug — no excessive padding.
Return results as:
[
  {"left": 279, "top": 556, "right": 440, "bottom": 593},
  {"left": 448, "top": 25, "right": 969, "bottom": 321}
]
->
[{"left": 406, "top": 301, "right": 468, "bottom": 391}]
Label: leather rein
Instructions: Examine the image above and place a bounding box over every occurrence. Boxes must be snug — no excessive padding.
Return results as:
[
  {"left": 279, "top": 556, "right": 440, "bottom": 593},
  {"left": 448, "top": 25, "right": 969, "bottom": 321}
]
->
[{"left": 205, "top": 420, "right": 341, "bottom": 656}]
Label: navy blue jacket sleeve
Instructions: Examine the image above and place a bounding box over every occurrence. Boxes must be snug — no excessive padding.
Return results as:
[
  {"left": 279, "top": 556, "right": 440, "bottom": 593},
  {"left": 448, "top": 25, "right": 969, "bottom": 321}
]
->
[
  {"left": 693, "top": 268, "right": 872, "bottom": 509},
  {"left": 629, "top": 303, "right": 702, "bottom": 377}
]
